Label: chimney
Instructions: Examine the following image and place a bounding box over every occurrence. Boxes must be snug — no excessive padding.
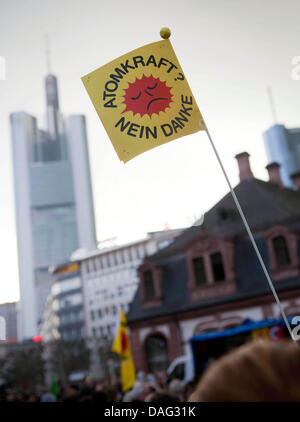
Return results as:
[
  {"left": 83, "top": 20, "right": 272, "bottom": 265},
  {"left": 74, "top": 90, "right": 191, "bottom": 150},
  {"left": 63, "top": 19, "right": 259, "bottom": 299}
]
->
[
  {"left": 235, "top": 152, "right": 254, "bottom": 182},
  {"left": 266, "top": 162, "right": 283, "bottom": 187},
  {"left": 291, "top": 171, "right": 300, "bottom": 190}
]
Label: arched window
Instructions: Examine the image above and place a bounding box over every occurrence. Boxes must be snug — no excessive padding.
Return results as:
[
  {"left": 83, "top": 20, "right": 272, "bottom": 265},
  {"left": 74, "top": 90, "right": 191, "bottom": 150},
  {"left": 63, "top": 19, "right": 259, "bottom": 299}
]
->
[
  {"left": 145, "top": 334, "right": 169, "bottom": 373},
  {"left": 272, "top": 236, "right": 291, "bottom": 268}
]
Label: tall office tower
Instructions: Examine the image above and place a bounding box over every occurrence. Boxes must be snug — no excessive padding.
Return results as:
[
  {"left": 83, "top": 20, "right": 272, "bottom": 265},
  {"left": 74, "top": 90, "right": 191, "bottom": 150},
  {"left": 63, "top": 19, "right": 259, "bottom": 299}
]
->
[
  {"left": 10, "top": 74, "right": 97, "bottom": 340},
  {"left": 264, "top": 124, "right": 300, "bottom": 187}
]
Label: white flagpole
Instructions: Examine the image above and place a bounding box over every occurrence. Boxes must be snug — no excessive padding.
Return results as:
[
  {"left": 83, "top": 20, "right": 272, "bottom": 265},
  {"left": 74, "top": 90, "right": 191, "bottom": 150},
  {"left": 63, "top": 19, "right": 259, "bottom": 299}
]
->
[{"left": 203, "top": 122, "right": 296, "bottom": 343}]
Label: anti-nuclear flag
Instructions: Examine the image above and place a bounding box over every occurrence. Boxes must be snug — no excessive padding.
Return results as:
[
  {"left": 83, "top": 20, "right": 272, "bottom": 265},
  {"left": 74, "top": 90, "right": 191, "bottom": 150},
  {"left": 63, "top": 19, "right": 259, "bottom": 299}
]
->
[
  {"left": 81, "top": 32, "right": 205, "bottom": 162},
  {"left": 112, "top": 309, "right": 136, "bottom": 392}
]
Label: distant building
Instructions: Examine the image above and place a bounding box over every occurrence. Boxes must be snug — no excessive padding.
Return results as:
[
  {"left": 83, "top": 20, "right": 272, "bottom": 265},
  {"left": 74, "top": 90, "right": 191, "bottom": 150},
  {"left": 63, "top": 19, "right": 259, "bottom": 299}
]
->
[
  {"left": 0, "top": 302, "right": 17, "bottom": 344},
  {"left": 264, "top": 124, "right": 300, "bottom": 187},
  {"left": 78, "top": 229, "right": 184, "bottom": 378},
  {"left": 128, "top": 153, "right": 300, "bottom": 374},
  {"left": 10, "top": 74, "right": 97, "bottom": 340},
  {"left": 40, "top": 262, "right": 84, "bottom": 343}
]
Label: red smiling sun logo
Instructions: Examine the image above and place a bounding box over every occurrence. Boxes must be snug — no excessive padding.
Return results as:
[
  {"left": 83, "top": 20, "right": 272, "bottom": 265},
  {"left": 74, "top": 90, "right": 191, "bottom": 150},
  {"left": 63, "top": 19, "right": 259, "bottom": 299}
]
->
[{"left": 122, "top": 75, "right": 173, "bottom": 118}]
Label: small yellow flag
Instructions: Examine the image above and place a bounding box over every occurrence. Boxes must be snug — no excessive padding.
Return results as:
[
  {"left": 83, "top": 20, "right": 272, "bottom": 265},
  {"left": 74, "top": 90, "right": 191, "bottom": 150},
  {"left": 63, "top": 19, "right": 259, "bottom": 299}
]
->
[
  {"left": 81, "top": 36, "right": 205, "bottom": 163},
  {"left": 252, "top": 327, "right": 270, "bottom": 342},
  {"left": 112, "top": 309, "right": 136, "bottom": 392}
]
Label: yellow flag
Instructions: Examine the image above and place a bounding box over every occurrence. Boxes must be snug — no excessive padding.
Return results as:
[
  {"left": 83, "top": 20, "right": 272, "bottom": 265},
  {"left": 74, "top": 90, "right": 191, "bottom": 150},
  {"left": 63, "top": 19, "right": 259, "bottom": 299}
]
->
[
  {"left": 112, "top": 309, "right": 136, "bottom": 392},
  {"left": 81, "top": 37, "right": 205, "bottom": 163},
  {"left": 252, "top": 327, "right": 270, "bottom": 342}
]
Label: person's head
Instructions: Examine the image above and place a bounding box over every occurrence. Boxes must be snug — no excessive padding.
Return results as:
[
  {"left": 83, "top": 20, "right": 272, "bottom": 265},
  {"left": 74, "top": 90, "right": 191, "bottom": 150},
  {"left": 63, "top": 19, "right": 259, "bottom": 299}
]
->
[
  {"left": 84, "top": 376, "right": 94, "bottom": 389},
  {"left": 189, "top": 340, "right": 300, "bottom": 402},
  {"left": 65, "top": 383, "right": 79, "bottom": 398},
  {"left": 145, "top": 391, "right": 181, "bottom": 403},
  {"left": 27, "top": 393, "right": 39, "bottom": 402},
  {"left": 168, "top": 379, "right": 185, "bottom": 397}
]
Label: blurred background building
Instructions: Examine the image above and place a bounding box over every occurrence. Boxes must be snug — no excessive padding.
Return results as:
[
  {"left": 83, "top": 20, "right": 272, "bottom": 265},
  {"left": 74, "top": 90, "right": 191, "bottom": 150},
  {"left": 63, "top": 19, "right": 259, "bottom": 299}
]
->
[
  {"left": 128, "top": 152, "right": 300, "bottom": 374},
  {"left": 40, "top": 262, "right": 84, "bottom": 343},
  {"left": 77, "top": 228, "right": 184, "bottom": 378},
  {"left": 0, "top": 302, "right": 17, "bottom": 344},
  {"left": 10, "top": 73, "right": 97, "bottom": 341},
  {"left": 264, "top": 124, "right": 300, "bottom": 187}
]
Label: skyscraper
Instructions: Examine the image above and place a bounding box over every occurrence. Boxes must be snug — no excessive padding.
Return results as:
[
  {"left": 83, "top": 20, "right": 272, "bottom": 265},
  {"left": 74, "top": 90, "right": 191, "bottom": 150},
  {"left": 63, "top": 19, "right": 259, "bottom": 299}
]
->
[
  {"left": 10, "top": 74, "right": 97, "bottom": 340},
  {"left": 264, "top": 124, "right": 300, "bottom": 187}
]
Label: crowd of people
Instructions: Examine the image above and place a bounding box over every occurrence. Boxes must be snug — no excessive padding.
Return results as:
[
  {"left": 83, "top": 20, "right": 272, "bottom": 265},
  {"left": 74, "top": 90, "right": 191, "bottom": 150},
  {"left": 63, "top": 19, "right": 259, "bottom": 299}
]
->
[
  {"left": 1, "top": 340, "right": 300, "bottom": 402},
  {"left": 0, "top": 371, "right": 193, "bottom": 402}
]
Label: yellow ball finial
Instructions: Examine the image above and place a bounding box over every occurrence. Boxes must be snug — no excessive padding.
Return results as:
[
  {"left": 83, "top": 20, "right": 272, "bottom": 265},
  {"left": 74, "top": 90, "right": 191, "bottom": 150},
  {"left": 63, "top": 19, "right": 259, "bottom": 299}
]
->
[{"left": 160, "top": 27, "right": 171, "bottom": 39}]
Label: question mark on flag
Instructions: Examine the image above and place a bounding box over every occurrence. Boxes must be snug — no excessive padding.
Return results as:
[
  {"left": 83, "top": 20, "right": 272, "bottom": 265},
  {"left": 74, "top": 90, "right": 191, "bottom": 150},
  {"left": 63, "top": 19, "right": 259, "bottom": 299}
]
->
[{"left": 174, "top": 73, "right": 184, "bottom": 81}]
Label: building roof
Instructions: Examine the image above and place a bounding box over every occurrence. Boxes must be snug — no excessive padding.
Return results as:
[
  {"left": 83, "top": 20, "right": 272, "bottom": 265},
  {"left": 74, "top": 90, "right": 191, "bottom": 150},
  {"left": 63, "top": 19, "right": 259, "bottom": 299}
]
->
[
  {"left": 127, "top": 178, "right": 300, "bottom": 323},
  {"left": 148, "top": 178, "right": 300, "bottom": 262},
  {"left": 71, "top": 228, "right": 184, "bottom": 262}
]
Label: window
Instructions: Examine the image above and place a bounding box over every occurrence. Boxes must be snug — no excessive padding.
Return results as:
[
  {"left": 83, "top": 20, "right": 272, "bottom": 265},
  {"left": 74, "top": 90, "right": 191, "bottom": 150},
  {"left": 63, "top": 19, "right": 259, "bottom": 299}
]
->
[
  {"left": 185, "top": 232, "right": 237, "bottom": 302},
  {"left": 264, "top": 225, "right": 299, "bottom": 281},
  {"left": 144, "top": 270, "right": 155, "bottom": 300},
  {"left": 102, "top": 255, "right": 107, "bottom": 269},
  {"left": 136, "top": 247, "right": 140, "bottom": 259},
  {"left": 96, "top": 257, "right": 101, "bottom": 271},
  {"left": 139, "top": 262, "right": 163, "bottom": 307},
  {"left": 90, "top": 310, "right": 95, "bottom": 321},
  {"left": 88, "top": 260, "right": 94, "bottom": 273},
  {"left": 59, "top": 276, "right": 81, "bottom": 293},
  {"left": 145, "top": 334, "right": 169, "bottom": 373},
  {"left": 143, "top": 244, "right": 148, "bottom": 256},
  {"left": 98, "top": 309, "right": 102, "bottom": 318},
  {"left": 210, "top": 252, "right": 225, "bottom": 282},
  {"left": 273, "top": 236, "right": 291, "bottom": 268},
  {"left": 60, "top": 292, "right": 82, "bottom": 308},
  {"left": 192, "top": 257, "right": 206, "bottom": 286},
  {"left": 114, "top": 253, "right": 118, "bottom": 266},
  {"left": 128, "top": 248, "right": 133, "bottom": 262}
]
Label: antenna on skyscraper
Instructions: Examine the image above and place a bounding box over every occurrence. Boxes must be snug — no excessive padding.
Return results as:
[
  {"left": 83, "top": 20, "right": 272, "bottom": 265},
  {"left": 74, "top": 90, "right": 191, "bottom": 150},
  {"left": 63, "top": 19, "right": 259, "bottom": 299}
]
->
[
  {"left": 45, "top": 34, "right": 51, "bottom": 74},
  {"left": 267, "top": 85, "right": 278, "bottom": 124}
]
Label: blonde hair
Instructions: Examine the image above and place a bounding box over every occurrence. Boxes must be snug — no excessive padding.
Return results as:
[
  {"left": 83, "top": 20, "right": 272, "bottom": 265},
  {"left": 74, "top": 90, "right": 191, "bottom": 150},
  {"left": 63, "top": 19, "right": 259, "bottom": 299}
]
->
[{"left": 189, "top": 340, "right": 300, "bottom": 402}]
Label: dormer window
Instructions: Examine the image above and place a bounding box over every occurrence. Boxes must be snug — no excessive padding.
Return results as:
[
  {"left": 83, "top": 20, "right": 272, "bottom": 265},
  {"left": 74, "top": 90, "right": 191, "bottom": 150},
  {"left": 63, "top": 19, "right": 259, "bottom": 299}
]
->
[
  {"left": 138, "top": 261, "right": 163, "bottom": 308},
  {"left": 193, "top": 257, "right": 206, "bottom": 286},
  {"left": 144, "top": 270, "right": 155, "bottom": 300},
  {"left": 272, "top": 236, "right": 291, "bottom": 268},
  {"left": 264, "top": 225, "right": 299, "bottom": 281},
  {"left": 210, "top": 252, "right": 225, "bottom": 282},
  {"left": 185, "top": 230, "right": 236, "bottom": 302}
]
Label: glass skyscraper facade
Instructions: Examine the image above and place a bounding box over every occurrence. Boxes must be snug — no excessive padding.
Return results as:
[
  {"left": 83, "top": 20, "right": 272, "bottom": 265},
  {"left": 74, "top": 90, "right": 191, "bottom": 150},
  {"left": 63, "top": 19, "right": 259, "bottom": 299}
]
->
[{"left": 10, "top": 74, "right": 97, "bottom": 340}]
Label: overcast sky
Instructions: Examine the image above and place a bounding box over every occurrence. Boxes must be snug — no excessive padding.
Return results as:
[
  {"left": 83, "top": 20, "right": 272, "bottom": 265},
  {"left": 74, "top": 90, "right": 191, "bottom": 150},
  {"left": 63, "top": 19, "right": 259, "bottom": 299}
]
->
[{"left": 1, "top": 0, "right": 300, "bottom": 303}]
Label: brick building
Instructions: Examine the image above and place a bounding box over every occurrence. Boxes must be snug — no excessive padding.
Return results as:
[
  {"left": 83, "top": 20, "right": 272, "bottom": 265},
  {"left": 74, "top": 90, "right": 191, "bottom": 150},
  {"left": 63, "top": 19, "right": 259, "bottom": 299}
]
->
[{"left": 127, "top": 152, "right": 300, "bottom": 374}]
